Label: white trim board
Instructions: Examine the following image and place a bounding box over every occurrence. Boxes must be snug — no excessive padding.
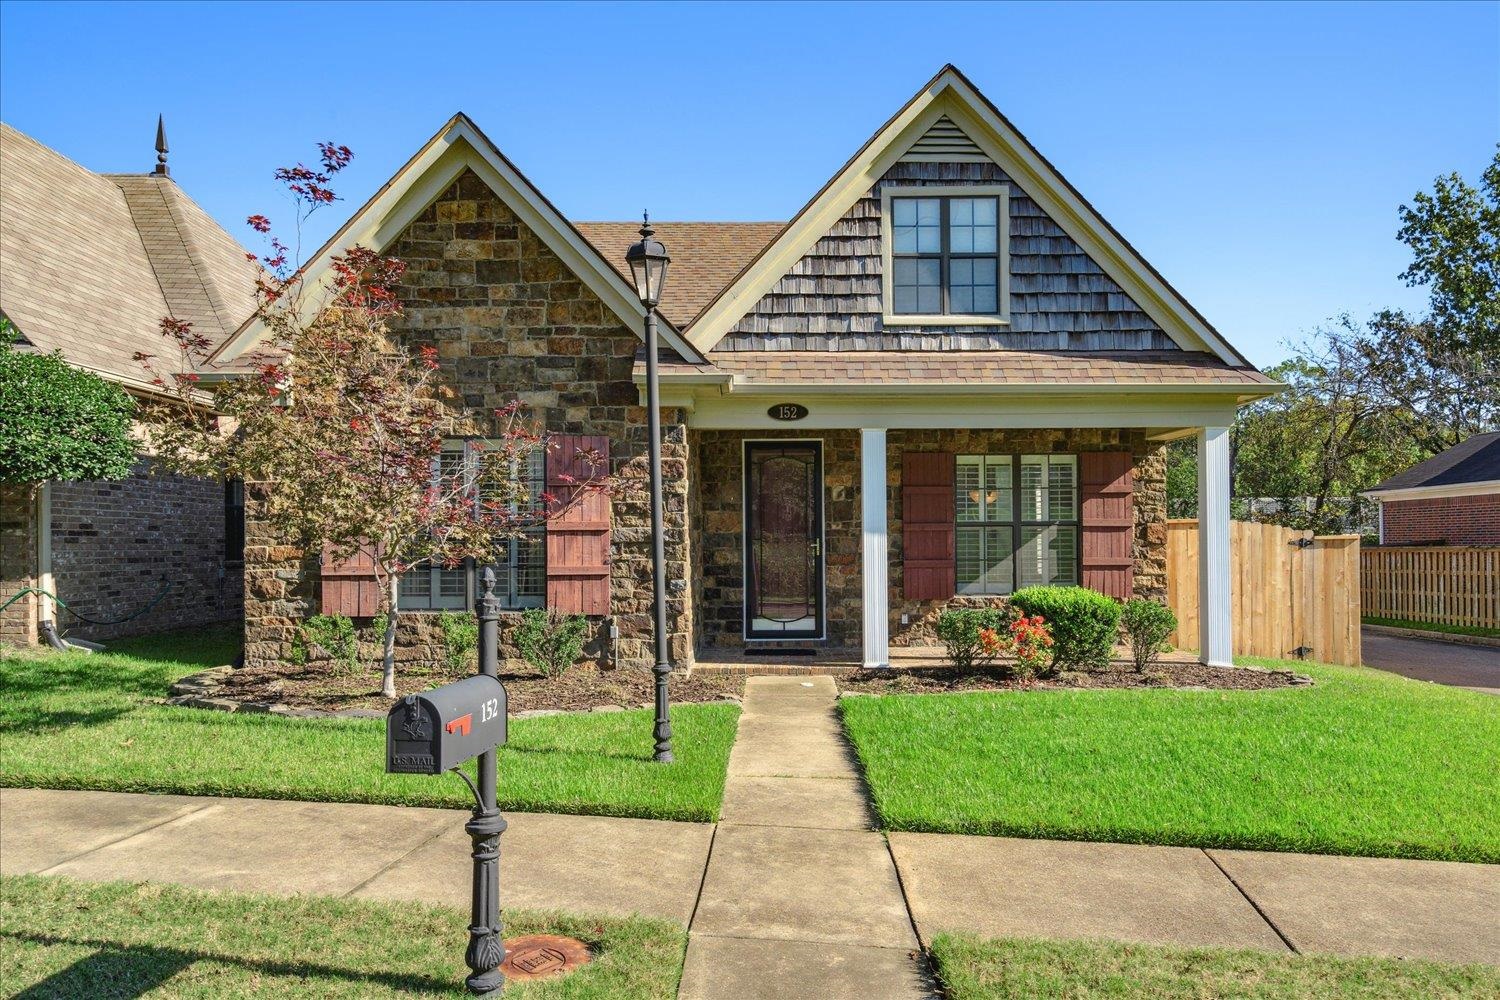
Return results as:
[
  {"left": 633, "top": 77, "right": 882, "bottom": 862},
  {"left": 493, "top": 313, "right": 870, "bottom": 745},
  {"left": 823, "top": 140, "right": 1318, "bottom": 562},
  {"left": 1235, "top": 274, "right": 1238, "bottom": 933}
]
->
[
  {"left": 682, "top": 66, "right": 1252, "bottom": 368},
  {"left": 1364, "top": 480, "right": 1500, "bottom": 502},
  {"left": 208, "top": 115, "right": 705, "bottom": 367}
]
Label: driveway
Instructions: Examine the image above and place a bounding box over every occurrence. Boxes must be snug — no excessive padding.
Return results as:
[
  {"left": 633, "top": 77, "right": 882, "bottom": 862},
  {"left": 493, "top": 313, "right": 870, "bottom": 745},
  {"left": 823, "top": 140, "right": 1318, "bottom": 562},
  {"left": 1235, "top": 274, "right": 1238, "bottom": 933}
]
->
[{"left": 1361, "top": 628, "right": 1500, "bottom": 694}]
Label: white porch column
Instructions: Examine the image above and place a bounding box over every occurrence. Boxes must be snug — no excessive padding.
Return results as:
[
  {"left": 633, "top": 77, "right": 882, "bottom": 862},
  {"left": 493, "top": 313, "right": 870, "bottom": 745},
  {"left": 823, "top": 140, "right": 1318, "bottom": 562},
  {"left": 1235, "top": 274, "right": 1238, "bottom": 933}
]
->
[
  {"left": 860, "top": 428, "right": 890, "bottom": 668},
  {"left": 1197, "top": 426, "right": 1233, "bottom": 667}
]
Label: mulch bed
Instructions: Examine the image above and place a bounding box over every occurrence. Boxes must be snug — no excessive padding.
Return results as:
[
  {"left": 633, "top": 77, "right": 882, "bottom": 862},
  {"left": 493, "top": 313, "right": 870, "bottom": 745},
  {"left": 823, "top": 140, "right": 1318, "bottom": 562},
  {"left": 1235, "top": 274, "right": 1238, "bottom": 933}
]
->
[
  {"left": 217, "top": 658, "right": 745, "bottom": 714},
  {"left": 837, "top": 661, "right": 1310, "bottom": 696}
]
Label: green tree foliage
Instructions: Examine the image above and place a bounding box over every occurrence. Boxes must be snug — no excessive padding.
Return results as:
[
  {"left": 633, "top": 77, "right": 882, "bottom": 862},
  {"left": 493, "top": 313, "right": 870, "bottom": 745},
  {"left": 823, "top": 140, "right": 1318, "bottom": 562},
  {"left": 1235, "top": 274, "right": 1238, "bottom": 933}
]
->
[{"left": 0, "top": 317, "right": 136, "bottom": 485}]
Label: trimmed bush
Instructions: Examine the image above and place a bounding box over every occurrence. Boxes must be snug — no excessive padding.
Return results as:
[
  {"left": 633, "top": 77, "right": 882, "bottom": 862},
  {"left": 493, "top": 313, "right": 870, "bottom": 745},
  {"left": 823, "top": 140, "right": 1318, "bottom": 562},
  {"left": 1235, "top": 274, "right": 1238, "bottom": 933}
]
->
[
  {"left": 1121, "top": 599, "right": 1177, "bottom": 673},
  {"left": 1010, "top": 586, "right": 1122, "bottom": 669},
  {"left": 293, "top": 614, "right": 358, "bottom": 671},
  {"left": 437, "top": 610, "right": 479, "bottom": 672},
  {"left": 515, "top": 608, "right": 591, "bottom": 678},
  {"left": 935, "top": 607, "right": 1013, "bottom": 669}
]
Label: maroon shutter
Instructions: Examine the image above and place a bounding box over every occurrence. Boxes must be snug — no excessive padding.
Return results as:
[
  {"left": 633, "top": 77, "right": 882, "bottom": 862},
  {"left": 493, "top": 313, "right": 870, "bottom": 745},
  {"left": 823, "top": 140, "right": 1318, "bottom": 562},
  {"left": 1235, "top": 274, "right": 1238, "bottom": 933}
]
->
[
  {"left": 320, "top": 541, "right": 382, "bottom": 617},
  {"left": 902, "top": 452, "right": 955, "bottom": 600},
  {"left": 546, "top": 435, "right": 611, "bottom": 615},
  {"left": 1080, "top": 451, "right": 1134, "bottom": 599}
]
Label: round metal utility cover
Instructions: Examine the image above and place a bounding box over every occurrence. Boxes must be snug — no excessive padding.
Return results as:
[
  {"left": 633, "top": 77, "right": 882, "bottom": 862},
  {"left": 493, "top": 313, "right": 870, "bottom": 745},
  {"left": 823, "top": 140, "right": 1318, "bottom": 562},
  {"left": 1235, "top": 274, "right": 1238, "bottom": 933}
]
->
[{"left": 500, "top": 934, "right": 592, "bottom": 981}]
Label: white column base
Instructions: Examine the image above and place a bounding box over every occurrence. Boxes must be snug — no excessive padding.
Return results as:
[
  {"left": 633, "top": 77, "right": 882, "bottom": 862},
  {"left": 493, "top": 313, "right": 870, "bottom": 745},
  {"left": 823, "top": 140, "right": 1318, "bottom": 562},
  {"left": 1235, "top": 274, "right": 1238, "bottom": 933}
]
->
[
  {"left": 860, "top": 428, "right": 890, "bottom": 668},
  {"left": 1197, "top": 426, "right": 1233, "bottom": 667}
]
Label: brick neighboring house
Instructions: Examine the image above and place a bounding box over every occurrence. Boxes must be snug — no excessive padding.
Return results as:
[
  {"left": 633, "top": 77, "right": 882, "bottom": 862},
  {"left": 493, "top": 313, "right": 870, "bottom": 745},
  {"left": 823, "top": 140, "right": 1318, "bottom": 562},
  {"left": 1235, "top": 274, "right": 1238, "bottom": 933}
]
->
[
  {"left": 209, "top": 65, "right": 1278, "bottom": 672},
  {"left": 0, "top": 122, "right": 258, "bottom": 646},
  {"left": 1366, "top": 431, "right": 1500, "bottom": 546}
]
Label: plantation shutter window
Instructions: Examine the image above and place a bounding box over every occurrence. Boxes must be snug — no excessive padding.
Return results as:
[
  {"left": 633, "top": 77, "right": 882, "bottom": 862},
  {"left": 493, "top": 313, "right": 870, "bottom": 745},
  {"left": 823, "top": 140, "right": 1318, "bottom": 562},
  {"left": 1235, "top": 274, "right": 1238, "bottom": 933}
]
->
[
  {"left": 955, "top": 456, "right": 1014, "bottom": 595},
  {"left": 320, "top": 541, "right": 382, "bottom": 617},
  {"left": 545, "top": 435, "right": 611, "bottom": 615},
  {"left": 948, "top": 454, "right": 1084, "bottom": 595},
  {"left": 398, "top": 442, "right": 469, "bottom": 611},
  {"left": 902, "top": 451, "right": 956, "bottom": 600},
  {"left": 1080, "top": 450, "right": 1135, "bottom": 600},
  {"left": 1018, "top": 455, "right": 1079, "bottom": 589}
]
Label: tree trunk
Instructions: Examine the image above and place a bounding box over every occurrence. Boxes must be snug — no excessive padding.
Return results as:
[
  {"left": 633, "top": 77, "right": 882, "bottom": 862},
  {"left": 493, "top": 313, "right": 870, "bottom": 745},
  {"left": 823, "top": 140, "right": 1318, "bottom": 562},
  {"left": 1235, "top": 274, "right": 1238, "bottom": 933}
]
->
[{"left": 381, "top": 575, "right": 399, "bottom": 699}]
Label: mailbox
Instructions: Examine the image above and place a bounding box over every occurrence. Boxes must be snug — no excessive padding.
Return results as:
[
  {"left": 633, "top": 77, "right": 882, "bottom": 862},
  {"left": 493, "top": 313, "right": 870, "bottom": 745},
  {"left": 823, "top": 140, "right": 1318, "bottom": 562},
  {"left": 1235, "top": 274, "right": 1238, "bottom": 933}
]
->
[{"left": 387, "top": 674, "right": 507, "bottom": 775}]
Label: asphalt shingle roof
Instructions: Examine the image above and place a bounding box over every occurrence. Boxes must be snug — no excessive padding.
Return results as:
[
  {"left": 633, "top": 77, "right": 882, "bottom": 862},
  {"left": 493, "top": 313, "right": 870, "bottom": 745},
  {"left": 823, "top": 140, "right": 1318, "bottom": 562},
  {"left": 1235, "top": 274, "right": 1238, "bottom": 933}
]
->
[
  {"left": 1369, "top": 431, "right": 1500, "bottom": 492},
  {"left": 0, "top": 123, "right": 259, "bottom": 390}
]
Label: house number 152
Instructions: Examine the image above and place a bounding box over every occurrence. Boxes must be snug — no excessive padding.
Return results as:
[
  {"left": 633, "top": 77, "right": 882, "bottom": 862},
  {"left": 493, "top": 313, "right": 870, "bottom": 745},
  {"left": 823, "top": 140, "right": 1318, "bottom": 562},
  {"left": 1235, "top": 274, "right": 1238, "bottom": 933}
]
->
[
  {"left": 481, "top": 698, "right": 499, "bottom": 722},
  {"left": 768, "top": 403, "right": 809, "bottom": 421}
]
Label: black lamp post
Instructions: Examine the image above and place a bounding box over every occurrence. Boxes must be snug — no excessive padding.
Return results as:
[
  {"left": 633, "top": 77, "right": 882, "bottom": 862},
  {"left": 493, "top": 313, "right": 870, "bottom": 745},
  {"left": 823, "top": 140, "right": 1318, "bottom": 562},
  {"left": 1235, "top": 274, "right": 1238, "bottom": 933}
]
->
[{"left": 626, "top": 214, "right": 674, "bottom": 764}]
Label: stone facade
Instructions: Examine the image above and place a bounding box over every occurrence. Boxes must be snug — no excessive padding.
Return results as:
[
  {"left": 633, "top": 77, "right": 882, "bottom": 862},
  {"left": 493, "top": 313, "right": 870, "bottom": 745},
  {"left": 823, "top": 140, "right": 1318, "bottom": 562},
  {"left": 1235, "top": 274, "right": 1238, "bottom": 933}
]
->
[
  {"left": 1, "top": 465, "right": 241, "bottom": 647},
  {"left": 240, "top": 169, "right": 692, "bottom": 672},
  {"left": 688, "top": 427, "right": 1166, "bottom": 654},
  {"left": 691, "top": 429, "right": 863, "bottom": 653}
]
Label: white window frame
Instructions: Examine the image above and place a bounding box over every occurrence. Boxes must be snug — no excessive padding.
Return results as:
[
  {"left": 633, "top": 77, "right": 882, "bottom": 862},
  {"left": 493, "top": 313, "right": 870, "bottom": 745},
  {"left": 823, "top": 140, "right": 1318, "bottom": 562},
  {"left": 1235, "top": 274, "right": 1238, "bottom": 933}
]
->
[
  {"left": 880, "top": 184, "right": 1011, "bottom": 326},
  {"left": 398, "top": 440, "right": 546, "bottom": 612}
]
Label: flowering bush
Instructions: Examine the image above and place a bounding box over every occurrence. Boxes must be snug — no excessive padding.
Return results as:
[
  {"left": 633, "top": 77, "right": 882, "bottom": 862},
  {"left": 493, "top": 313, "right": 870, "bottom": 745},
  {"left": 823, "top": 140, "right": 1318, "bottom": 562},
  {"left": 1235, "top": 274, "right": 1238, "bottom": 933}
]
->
[
  {"left": 1007, "top": 614, "right": 1055, "bottom": 682},
  {"left": 936, "top": 608, "right": 1012, "bottom": 669}
]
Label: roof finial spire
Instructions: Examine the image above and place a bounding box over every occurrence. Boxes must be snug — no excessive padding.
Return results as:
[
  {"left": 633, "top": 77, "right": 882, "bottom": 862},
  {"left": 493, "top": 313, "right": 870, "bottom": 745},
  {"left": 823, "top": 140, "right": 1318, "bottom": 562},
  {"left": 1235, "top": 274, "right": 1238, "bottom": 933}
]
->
[
  {"left": 154, "top": 114, "right": 169, "bottom": 176},
  {"left": 640, "top": 209, "right": 653, "bottom": 240}
]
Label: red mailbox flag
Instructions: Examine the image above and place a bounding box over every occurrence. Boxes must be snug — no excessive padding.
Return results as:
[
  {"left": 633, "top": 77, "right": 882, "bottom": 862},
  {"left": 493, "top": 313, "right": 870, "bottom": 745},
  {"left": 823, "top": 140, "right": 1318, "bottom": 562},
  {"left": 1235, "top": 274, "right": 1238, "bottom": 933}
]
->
[{"left": 445, "top": 714, "right": 473, "bottom": 737}]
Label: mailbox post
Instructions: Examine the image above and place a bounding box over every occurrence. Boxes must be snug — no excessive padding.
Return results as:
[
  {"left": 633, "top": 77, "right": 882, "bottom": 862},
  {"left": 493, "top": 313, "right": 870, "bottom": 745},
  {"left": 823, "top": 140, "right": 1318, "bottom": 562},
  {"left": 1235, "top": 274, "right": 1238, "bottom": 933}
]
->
[{"left": 386, "top": 567, "right": 509, "bottom": 994}]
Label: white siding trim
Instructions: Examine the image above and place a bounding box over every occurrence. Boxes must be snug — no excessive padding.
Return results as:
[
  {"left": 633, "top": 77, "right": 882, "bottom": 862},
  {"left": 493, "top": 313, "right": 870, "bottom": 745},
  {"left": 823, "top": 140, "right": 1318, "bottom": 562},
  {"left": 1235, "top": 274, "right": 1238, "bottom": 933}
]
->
[{"left": 1197, "top": 427, "right": 1233, "bottom": 667}]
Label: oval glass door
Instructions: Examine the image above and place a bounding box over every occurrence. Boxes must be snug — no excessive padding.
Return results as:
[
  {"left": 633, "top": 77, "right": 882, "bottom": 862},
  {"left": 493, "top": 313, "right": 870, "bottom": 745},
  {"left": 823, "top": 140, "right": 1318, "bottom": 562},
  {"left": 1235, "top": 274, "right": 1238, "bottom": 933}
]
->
[{"left": 744, "top": 441, "right": 824, "bottom": 639}]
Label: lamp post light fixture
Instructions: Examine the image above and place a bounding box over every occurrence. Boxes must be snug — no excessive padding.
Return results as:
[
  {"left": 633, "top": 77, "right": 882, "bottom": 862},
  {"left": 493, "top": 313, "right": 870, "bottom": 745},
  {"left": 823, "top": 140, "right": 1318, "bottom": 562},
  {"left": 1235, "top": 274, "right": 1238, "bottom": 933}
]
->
[{"left": 626, "top": 214, "right": 674, "bottom": 764}]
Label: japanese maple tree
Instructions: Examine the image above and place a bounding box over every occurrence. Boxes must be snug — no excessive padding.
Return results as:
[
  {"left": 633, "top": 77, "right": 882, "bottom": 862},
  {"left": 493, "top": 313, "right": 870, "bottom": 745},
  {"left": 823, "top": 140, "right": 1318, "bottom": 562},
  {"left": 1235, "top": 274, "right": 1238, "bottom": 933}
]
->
[{"left": 139, "top": 143, "right": 605, "bottom": 697}]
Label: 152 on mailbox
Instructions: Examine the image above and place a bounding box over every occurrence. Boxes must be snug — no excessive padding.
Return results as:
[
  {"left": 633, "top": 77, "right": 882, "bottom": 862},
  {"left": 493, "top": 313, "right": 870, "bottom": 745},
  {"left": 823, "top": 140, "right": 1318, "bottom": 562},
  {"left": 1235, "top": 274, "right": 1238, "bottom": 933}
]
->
[{"left": 386, "top": 674, "right": 508, "bottom": 775}]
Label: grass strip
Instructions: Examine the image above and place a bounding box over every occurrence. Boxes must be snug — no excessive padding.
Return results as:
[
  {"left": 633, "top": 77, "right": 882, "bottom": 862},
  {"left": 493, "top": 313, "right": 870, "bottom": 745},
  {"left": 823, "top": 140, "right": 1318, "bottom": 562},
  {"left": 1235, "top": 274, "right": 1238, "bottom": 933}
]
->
[
  {"left": 0, "top": 874, "right": 685, "bottom": 998},
  {"left": 929, "top": 931, "right": 1500, "bottom": 1000},
  {"left": 0, "top": 631, "right": 738, "bottom": 823},
  {"left": 841, "top": 658, "right": 1500, "bottom": 862},
  {"left": 1362, "top": 616, "right": 1500, "bottom": 640}
]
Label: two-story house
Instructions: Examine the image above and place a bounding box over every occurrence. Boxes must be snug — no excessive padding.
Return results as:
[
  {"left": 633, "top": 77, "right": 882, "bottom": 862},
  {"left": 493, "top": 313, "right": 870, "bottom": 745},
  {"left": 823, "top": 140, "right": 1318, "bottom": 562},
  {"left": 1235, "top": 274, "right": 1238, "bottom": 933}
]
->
[{"left": 211, "top": 66, "right": 1275, "bottom": 672}]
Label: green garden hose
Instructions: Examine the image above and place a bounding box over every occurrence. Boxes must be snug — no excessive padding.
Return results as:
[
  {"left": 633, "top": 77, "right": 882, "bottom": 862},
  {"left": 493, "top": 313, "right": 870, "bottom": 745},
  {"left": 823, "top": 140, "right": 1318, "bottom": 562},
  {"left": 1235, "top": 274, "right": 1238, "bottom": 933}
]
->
[{"left": 0, "top": 581, "right": 174, "bottom": 627}]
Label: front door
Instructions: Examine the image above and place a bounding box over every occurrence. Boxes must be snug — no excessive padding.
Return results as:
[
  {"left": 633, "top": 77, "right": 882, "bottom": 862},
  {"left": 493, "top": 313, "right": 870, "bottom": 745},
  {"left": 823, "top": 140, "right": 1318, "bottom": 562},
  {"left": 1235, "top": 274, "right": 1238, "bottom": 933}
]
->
[{"left": 743, "top": 441, "right": 824, "bottom": 640}]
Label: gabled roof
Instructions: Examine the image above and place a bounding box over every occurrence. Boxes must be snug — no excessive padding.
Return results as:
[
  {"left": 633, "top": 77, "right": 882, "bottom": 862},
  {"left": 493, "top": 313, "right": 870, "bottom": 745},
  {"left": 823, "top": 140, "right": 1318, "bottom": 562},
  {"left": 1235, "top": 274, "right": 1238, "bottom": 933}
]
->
[
  {"left": 575, "top": 222, "right": 782, "bottom": 329},
  {"left": 681, "top": 65, "right": 1253, "bottom": 367},
  {"left": 1367, "top": 432, "right": 1500, "bottom": 495},
  {"left": 0, "top": 123, "right": 259, "bottom": 392},
  {"left": 208, "top": 113, "right": 708, "bottom": 366}
]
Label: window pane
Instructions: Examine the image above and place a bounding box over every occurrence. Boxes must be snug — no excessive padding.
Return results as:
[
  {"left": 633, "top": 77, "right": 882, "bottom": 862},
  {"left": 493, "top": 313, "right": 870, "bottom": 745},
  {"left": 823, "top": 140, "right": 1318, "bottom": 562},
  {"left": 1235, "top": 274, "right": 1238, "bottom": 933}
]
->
[
  {"left": 951, "top": 225, "right": 973, "bottom": 253},
  {"left": 438, "top": 566, "right": 467, "bottom": 599},
  {"left": 399, "top": 567, "right": 432, "bottom": 602},
  {"left": 916, "top": 286, "right": 941, "bottom": 313},
  {"left": 955, "top": 457, "right": 983, "bottom": 523},
  {"left": 981, "top": 526, "right": 1014, "bottom": 595},
  {"left": 893, "top": 199, "right": 916, "bottom": 226},
  {"left": 1052, "top": 526, "right": 1078, "bottom": 585},
  {"left": 893, "top": 286, "right": 917, "bottom": 314},
  {"left": 956, "top": 527, "right": 984, "bottom": 593},
  {"left": 515, "top": 531, "right": 546, "bottom": 605},
  {"left": 972, "top": 257, "right": 997, "bottom": 284},
  {"left": 951, "top": 258, "right": 973, "bottom": 284},
  {"left": 894, "top": 223, "right": 917, "bottom": 254},
  {"left": 985, "top": 458, "right": 1013, "bottom": 520},
  {"left": 973, "top": 197, "right": 998, "bottom": 226},
  {"left": 973, "top": 285, "right": 998, "bottom": 314},
  {"left": 1048, "top": 456, "right": 1078, "bottom": 520},
  {"left": 1020, "top": 456, "right": 1045, "bottom": 521},
  {"left": 951, "top": 199, "right": 973, "bottom": 225},
  {"left": 1018, "top": 525, "right": 1079, "bottom": 588},
  {"left": 915, "top": 198, "right": 940, "bottom": 225},
  {"left": 950, "top": 286, "right": 973, "bottom": 313},
  {"left": 917, "top": 258, "right": 941, "bottom": 285}
]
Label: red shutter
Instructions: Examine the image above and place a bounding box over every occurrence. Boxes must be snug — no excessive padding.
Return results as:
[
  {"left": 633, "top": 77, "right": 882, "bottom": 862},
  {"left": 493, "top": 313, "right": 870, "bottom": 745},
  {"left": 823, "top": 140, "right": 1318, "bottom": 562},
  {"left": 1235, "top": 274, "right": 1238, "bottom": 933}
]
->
[
  {"left": 546, "top": 435, "right": 611, "bottom": 615},
  {"left": 902, "top": 452, "right": 955, "bottom": 600},
  {"left": 320, "top": 541, "right": 382, "bottom": 617},
  {"left": 1080, "top": 451, "right": 1134, "bottom": 599}
]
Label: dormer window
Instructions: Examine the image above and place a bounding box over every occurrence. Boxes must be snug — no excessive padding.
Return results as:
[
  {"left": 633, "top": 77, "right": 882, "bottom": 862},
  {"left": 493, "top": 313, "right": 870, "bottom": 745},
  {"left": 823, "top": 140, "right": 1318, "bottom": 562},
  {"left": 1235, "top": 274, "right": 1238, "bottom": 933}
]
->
[{"left": 881, "top": 184, "right": 1010, "bottom": 325}]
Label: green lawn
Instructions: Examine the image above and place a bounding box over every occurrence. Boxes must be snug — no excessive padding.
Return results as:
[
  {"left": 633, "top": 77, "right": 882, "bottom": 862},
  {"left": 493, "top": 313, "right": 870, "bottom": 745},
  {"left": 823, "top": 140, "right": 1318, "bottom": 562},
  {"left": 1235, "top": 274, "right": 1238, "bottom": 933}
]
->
[
  {"left": 840, "top": 659, "right": 1500, "bottom": 862},
  {"left": 0, "top": 631, "right": 738, "bottom": 822},
  {"left": 1363, "top": 615, "right": 1500, "bottom": 640},
  {"left": 930, "top": 932, "right": 1500, "bottom": 1000},
  {"left": 1, "top": 875, "right": 685, "bottom": 999}
]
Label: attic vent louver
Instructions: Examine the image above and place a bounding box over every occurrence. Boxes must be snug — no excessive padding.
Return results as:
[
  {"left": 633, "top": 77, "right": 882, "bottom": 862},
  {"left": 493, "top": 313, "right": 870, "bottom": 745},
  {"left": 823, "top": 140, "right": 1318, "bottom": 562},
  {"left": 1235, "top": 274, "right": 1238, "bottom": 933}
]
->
[{"left": 901, "top": 115, "right": 988, "bottom": 162}]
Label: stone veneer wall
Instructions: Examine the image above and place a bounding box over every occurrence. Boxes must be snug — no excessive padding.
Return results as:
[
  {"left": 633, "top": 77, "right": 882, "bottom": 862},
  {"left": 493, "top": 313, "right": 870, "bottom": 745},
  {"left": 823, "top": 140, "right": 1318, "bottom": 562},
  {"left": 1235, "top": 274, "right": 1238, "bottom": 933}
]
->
[
  {"left": 887, "top": 429, "right": 1166, "bottom": 645},
  {"left": 241, "top": 169, "right": 692, "bottom": 673},
  {"left": 48, "top": 460, "right": 242, "bottom": 641},
  {"left": 692, "top": 429, "right": 863, "bottom": 652},
  {"left": 689, "top": 427, "right": 1166, "bottom": 653}
]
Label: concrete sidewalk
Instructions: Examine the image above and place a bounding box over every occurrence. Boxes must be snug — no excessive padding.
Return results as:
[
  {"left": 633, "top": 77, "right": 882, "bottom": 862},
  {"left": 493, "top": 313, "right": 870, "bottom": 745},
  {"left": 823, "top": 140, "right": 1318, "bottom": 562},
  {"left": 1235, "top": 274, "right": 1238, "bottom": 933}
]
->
[{"left": 4, "top": 675, "right": 1498, "bottom": 994}]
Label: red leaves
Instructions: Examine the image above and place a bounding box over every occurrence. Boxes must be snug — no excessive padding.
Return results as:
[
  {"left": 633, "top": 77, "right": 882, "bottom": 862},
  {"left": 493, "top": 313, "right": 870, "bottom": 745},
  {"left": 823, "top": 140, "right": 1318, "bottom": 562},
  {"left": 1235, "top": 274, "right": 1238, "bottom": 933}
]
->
[
  {"left": 246, "top": 214, "right": 272, "bottom": 233},
  {"left": 418, "top": 345, "right": 439, "bottom": 369}
]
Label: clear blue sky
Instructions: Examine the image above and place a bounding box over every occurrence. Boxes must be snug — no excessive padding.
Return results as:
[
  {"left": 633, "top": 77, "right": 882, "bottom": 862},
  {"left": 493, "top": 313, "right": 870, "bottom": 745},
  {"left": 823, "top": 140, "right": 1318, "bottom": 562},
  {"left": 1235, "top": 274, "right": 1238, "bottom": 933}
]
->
[{"left": 2, "top": 1, "right": 1495, "bottom": 367}]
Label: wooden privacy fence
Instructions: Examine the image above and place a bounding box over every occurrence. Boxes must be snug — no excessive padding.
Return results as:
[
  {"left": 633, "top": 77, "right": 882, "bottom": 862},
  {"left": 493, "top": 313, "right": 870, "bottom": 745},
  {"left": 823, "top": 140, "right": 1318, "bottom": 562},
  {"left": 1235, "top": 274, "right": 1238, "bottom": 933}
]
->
[
  {"left": 1361, "top": 547, "right": 1499, "bottom": 630},
  {"left": 1165, "top": 519, "right": 1362, "bottom": 666}
]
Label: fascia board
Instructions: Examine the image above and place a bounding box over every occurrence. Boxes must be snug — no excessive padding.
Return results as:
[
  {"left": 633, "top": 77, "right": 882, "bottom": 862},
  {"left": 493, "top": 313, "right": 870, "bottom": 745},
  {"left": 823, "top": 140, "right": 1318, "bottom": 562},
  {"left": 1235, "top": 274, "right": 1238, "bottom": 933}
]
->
[{"left": 1364, "top": 480, "right": 1500, "bottom": 502}]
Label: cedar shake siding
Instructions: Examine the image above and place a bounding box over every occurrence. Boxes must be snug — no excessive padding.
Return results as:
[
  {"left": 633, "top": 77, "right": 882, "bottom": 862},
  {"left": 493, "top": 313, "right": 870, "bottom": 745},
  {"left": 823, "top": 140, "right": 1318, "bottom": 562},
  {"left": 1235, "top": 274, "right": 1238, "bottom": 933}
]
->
[
  {"left": 722, "top": 161, "right": 1177, "bottom": 351},
  {"left": 1381, "top": 494, "right": 1500, "bottom": 547},
  {"left": 241, "top": 169, "right": 692, "bottom": 672}
]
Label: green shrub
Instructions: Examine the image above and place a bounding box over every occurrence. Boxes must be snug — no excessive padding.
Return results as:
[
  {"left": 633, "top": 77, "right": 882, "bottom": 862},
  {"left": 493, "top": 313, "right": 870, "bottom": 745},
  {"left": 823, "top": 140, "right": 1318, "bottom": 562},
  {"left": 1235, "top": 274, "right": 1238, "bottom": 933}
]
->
[
  {"left": 515, "top": 608, "right": 591, "bottom": 678},
  {"left": 437, "top": 610, "right": 479, "bottom": 672},
  {"left": 294, "top": 614, "right": 358, "bottom": 672},
  {"left": 1010, "top": 586, "right": 1122, "bottom": 669},
  {"left": 0, "top": 318, "right": 136, "bottom": 484},
  {"left": 1121, "top": 599, "right": 1177, "bottom": 673},
  {"left": 935, "top": 608, "right": 1013, "bottom": 669}
]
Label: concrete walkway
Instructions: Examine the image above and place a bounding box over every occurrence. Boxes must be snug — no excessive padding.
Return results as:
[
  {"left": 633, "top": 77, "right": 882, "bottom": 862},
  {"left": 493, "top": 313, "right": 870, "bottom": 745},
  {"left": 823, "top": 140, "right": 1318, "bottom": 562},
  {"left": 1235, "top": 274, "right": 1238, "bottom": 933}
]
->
[{"left": 679, "top": 676, "right": 934, "bottom": 1000}]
